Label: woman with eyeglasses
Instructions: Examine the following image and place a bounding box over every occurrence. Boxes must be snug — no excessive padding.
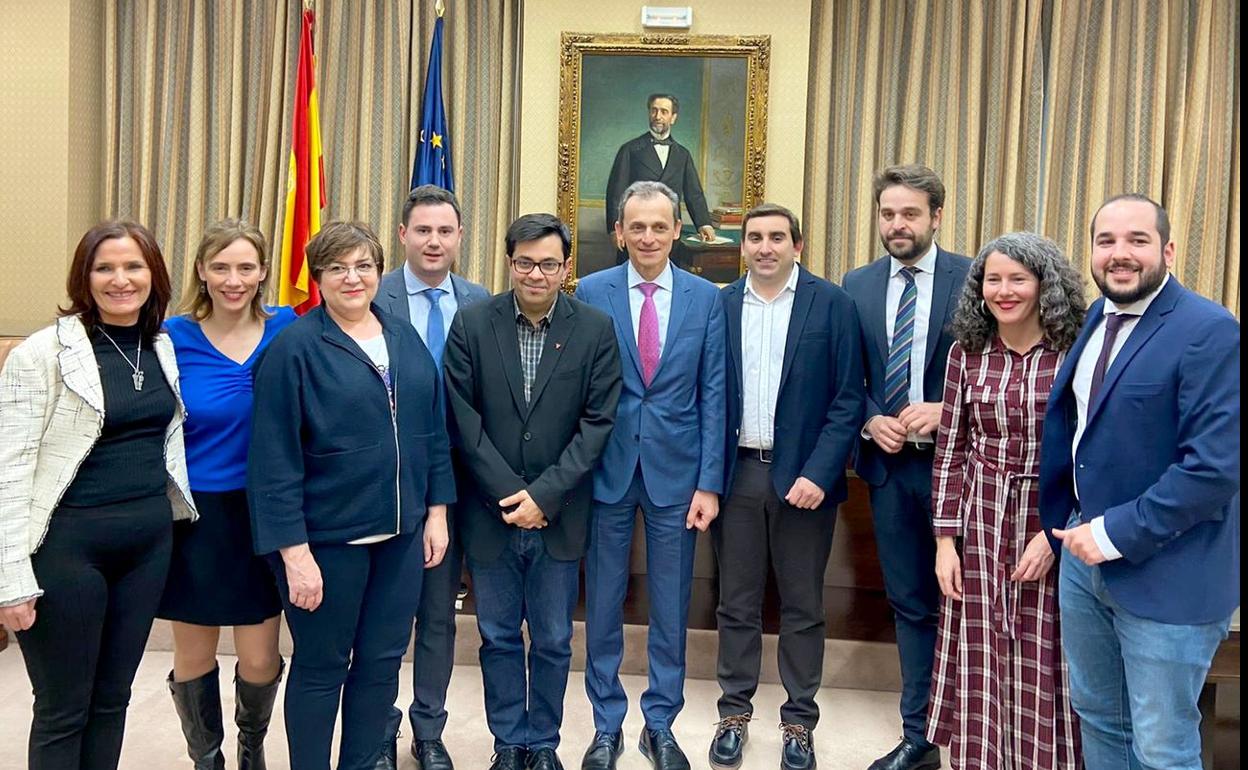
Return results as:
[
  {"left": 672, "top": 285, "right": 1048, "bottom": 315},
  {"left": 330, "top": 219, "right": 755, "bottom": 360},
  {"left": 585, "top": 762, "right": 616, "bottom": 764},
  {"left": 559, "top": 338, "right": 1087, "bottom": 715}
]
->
[
  {"left": 247, "top": 221, "right": 454, "bottom": 769},
  {"left": 156, "top": 219, "right": 296, "bottom": 769},
  {"left": 0, "top": 221, "right": 195, "bottom": 770}
]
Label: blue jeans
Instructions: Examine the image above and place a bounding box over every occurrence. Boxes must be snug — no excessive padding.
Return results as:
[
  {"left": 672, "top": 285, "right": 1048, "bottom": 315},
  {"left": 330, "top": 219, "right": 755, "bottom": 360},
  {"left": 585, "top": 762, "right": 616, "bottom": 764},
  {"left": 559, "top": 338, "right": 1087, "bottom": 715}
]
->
[
  {"left": 1059, "top": 531, "right": 1231, "bottom": 770},
  {"left": 468, "top": 528, "right": 580, "bottom": 751}
]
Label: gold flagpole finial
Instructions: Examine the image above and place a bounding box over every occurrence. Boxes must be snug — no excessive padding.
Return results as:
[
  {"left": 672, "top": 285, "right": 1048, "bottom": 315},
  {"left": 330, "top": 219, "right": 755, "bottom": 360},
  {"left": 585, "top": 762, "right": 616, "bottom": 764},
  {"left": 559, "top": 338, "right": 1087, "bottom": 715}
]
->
[
  {"left": 435, "top": 0, "right": 445, "bottom": 18},
  {"left": 303, "top": 0, "right": 313, "bottom": 11}
]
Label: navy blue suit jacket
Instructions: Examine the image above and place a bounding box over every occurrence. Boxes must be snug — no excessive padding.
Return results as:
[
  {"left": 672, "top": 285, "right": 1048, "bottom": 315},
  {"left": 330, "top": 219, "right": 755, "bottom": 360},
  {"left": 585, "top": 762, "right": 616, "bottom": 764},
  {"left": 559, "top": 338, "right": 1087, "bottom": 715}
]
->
[
  {"left": 841, "top": 247, "right": 971, "bottom": 486},
  {"left": 721, "top": 267, "right": 864, "bottom": 509},
  {"left": 575, "top": 263, "right": 727, "bottom": 507},
  {"left": 1038, "top": 277, "right": 1240, "bottom": 625},
  {"left": 377, "top": 267, "right": 491, "bottom": 323}
]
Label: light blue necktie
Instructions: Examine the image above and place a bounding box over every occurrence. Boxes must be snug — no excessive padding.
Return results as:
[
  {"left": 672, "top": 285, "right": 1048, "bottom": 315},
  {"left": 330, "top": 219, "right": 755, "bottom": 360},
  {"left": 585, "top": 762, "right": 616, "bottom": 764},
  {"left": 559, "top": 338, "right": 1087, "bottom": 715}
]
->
[
  {"left": 424, "top": 288, "right": 446, "bottom": 366},
  {"left": 883, "top": 267, "right": 917, "bottom": 415}
]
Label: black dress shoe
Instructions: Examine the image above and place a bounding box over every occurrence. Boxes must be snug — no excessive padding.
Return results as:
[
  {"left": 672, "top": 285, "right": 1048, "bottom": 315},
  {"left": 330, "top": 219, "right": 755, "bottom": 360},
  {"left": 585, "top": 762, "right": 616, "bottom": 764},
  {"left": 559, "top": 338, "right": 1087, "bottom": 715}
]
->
[
  {"left": 527, "top": 747, "right": 565, "bottom": 770},
  {"left": 489, "top": 747, "right": 528, "bottom": 770},
  {"left": 580, "top": 731, "right": 622, "bottom": 770},
  {"left": 867, "top": 737, "right": 941, "bottom": 770},
  {"left": 413, "top": 738, "right": 455, "bottom": 770},
  {"left": 638, "top": 729, "right": 690, "bottom": 770},
  {"left": 373, "top": 732, "right": 396, "bottom": 770},
  {"left": 779, "top": 723, "right": 815, "bottom": 770},
  {"left": 708, "top": 714, "right": 750, "bottom": 769}
]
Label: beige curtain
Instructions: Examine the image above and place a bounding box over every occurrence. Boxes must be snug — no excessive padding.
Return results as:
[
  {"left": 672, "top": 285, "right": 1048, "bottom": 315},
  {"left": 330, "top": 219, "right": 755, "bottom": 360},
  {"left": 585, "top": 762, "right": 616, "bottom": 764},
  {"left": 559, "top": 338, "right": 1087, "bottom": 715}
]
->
[
  {"left": 1040, "top": 0, "right": 1240, "bottom": 312},
  {"left": 414, "top": 0, "right": 520, "bottom": 292},
  {"left": 804, "top": 0, "right": 1047, "bottom": 280},
  {"left": 104, "top": 0, "right": 519, "bottom": 303}
]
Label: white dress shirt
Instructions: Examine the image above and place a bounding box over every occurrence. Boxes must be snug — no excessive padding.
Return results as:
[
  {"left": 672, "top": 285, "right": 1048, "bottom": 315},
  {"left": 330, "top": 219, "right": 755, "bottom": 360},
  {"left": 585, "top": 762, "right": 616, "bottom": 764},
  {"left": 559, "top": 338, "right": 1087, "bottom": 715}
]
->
[
  {"left": 403, "top": 265, "right": 458, "bottom": 344},
  {"left": 1071, "top": 273, "right": 1170, "bottom": 561},
  {"left": 739, "top": 266, "right": 798, "bottom": 450},
  {"left": 627, "top": 260, "right": 674, "bottom": 356},
  {"left": 649, "top": 130, "right": 671, "bottom": 168},
  {"left": 876, "top": 242, "right": 938, "bottom": 444}
]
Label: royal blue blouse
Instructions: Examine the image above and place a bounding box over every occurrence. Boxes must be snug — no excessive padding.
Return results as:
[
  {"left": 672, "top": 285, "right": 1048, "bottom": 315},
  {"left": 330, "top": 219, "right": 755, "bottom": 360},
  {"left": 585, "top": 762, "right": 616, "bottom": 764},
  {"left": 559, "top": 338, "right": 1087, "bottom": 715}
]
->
[{"left": 165, "top": 307, "right": 297, "bottom": 492}]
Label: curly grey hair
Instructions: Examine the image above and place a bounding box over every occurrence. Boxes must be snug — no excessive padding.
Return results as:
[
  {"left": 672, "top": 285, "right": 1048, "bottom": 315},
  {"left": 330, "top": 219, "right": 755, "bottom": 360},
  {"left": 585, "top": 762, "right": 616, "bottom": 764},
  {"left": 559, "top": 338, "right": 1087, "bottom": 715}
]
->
[{"left": 950, "top": 231, "right": 1086, "bottom": 352}]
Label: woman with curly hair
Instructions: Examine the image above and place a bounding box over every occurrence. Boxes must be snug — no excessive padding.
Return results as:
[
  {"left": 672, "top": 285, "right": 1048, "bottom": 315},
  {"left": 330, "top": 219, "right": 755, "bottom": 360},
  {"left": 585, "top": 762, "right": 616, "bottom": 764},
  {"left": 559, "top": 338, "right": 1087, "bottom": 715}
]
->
[{"left": 925, "top": 232, "right": 1085, "bottom": 768}]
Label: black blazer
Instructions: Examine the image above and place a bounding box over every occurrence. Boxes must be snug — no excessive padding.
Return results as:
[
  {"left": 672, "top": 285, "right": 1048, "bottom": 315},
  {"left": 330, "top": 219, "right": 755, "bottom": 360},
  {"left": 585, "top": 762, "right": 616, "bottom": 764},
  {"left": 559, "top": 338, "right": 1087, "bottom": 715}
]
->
[
  {"left": 841, "top": 247, "right": 971, "bottom": 486},
  {"left": 443, "top": 292, "right": 623, "bottom": 562},
  {"left": 247, "top": 304, "right": 456, "bottom": 554},
  {"left": 605, "top": 133, "right": 712, "bottom": 230},
  {"left": 722, "top": 267, "right": 865, "bottom": 509}
]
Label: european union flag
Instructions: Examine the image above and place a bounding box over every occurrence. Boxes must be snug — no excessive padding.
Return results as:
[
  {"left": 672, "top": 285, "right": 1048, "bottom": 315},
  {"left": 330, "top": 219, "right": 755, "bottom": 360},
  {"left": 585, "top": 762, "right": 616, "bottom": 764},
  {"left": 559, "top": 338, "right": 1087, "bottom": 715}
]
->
[{"left": 411, "top": 16, "right": 454, "bottom": 191}]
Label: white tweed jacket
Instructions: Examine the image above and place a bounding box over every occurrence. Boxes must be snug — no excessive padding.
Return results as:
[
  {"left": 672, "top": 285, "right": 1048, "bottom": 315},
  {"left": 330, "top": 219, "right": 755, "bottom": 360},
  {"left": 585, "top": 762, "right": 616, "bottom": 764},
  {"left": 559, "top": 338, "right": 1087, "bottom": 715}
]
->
[{"left": 0, "top": 315, "right": 197, "bottom": 606}]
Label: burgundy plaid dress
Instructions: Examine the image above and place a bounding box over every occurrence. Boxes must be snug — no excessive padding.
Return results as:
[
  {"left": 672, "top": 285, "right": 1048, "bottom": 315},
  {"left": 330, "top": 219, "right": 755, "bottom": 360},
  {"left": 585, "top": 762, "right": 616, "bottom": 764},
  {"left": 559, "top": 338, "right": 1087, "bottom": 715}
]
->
[{"left": 925, "top": 339, "right": 1081, "bottom": 769}]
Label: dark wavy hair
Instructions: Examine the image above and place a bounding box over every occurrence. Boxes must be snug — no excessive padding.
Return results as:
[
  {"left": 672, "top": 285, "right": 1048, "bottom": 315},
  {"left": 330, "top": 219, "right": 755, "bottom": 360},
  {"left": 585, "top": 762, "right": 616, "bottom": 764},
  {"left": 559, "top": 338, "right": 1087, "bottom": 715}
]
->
[
  {"left": 950, "top": 232, "right": 1086, "bottom": 352},
  {"left": 60, "top": 220, "right": 172, "bottom": 341}
]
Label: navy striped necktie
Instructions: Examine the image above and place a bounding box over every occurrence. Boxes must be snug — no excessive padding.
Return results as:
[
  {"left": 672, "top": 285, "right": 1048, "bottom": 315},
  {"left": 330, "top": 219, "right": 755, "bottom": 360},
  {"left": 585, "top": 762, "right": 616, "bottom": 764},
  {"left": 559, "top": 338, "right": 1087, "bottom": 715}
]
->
[{"left": 884, "top": 266, "right": 918, "bottom": 415}]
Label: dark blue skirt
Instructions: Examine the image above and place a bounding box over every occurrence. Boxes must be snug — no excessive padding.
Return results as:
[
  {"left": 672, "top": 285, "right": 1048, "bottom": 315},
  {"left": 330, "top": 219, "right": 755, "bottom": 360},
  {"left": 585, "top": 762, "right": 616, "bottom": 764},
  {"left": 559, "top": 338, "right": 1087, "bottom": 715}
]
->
[{"left": 157, "top": 488, "right": 281, "bottom": 626}]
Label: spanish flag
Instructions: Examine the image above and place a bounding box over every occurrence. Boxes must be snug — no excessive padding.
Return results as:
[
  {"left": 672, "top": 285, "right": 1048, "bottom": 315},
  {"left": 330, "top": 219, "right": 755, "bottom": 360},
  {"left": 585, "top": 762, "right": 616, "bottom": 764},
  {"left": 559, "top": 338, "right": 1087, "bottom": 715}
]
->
[{"left": 278, "top": 6, "right": 326, "bottom": 314}]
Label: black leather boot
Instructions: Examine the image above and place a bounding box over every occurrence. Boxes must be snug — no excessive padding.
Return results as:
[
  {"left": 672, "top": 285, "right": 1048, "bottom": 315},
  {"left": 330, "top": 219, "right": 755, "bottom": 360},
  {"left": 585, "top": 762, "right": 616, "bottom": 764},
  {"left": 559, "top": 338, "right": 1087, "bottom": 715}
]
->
[
  {"left": 168, "top": 666, "right": 226, "bottom": 770},
  {"left": 235, "top": 659, "right": 285, "bottom": 770}
]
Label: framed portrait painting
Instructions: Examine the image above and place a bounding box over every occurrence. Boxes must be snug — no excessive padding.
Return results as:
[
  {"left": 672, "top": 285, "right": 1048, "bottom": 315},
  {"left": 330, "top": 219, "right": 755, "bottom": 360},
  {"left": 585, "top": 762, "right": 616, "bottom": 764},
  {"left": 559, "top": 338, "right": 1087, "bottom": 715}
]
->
[{"left": 557, "top": 32, "right": 770, "bottom": 285}]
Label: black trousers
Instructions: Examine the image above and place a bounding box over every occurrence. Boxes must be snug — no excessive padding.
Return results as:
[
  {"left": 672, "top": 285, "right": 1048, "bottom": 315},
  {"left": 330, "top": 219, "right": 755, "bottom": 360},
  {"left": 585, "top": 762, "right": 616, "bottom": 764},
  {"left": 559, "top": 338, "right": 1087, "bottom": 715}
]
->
[
  {"left": 16, "top": 495, "right": 172, "bottom": 770},
  {"left": 711, "top": 456, "right": 836, "bottom": 729},
  {"left": 868, "top": 448, "right": 941, "bottom": 743},
  {"left": 404, "top": 533, "right": 462, "bottom": 739},
  {"left": 273, "top": 532, "right": 424, "bottom": 770}
]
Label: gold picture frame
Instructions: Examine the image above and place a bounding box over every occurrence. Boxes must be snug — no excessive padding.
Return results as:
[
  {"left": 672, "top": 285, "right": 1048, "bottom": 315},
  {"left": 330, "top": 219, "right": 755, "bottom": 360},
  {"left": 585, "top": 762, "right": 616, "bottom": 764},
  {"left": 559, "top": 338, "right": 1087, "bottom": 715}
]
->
[{"left": 557, "top": 32, "right": 770, "bottom": 286}]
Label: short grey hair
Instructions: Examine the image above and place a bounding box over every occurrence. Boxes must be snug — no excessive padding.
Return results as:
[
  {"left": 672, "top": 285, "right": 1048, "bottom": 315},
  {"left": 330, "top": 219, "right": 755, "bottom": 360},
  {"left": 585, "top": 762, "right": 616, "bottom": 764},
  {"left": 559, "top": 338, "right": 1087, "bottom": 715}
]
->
[
  {"left": 616, "top": 180, "right": 680, "bottom": 225},
  {"left": 950, "top": 231, "right": 1087, "bottom": 352}
]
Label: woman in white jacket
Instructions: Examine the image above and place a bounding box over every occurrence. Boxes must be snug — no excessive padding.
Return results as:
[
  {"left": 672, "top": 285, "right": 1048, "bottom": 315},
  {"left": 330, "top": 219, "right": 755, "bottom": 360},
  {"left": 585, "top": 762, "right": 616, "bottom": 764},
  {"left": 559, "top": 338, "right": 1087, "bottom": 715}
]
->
[{"left": 0, "top": 220, "right": 196, "bottom": 770}]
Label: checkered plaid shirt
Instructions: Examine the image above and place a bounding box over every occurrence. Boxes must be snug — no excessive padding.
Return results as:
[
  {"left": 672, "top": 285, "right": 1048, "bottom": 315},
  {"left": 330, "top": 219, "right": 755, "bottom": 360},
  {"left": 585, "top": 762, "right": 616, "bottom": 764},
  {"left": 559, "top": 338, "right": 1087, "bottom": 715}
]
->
[{"left": 514, "top": 294, "right": 556, "bottom": 403}]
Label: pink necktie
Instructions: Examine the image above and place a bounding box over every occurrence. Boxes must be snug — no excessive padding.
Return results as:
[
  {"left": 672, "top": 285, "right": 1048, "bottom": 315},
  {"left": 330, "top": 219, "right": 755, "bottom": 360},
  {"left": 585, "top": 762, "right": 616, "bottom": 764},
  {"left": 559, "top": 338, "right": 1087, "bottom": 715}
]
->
[{"left": 638, "top": 282, "right": 660, "bottom": 387}]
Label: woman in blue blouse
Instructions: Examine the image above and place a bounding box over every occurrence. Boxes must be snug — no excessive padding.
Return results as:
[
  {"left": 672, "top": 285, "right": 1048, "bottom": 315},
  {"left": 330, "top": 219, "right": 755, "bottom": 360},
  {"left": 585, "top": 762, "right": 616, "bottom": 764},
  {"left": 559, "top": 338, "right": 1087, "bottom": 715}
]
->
[{"left": 157, "top": 219, "right": 295, "bottom": 769}]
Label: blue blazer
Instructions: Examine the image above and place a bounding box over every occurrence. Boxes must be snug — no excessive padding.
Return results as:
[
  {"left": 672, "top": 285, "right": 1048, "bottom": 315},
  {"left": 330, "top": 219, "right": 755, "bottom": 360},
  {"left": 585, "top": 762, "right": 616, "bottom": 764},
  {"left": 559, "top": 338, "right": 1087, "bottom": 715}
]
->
[
  {"left": 575, "top": 263, "right": 727, "bottom": 507},
  {"left": 721, "top": 268, "right": 864, "bottom": 509},
  {"left": 1038, "top": 277, "right": 1240, "bottom": 625},
  {"left": 247, "top": 304, "right": 456, "bottom": 554},
  {"left": 841, "top": 247, "right": 971, "bottom": 486},
  {"left": 377, "top": 267, "right": 491, "bottom": 324}
]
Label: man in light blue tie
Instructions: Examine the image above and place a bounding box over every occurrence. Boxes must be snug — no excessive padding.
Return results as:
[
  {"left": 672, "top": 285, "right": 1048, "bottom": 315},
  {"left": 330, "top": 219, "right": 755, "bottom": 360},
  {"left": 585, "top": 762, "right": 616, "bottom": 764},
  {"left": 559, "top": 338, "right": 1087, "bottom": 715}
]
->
[
  {"left": 377, "top": 184, "right": 491, "bottom": 770},
  {"left": 574, "top": 180, "right": 727, "bottom": 770}
]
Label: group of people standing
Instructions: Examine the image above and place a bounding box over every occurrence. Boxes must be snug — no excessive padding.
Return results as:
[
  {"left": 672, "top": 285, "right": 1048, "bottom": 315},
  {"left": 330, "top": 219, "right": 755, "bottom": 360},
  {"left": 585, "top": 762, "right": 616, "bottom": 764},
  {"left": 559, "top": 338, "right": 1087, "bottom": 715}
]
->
[{"left": 0, "top": 164, "right": 1237, "bottom": 770}]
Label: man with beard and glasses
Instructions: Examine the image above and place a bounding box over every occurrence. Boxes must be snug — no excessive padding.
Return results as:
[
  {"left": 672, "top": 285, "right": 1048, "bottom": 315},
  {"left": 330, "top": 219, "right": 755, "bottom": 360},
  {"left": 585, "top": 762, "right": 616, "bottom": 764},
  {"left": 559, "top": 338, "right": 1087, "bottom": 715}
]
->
[
  {"left": 842, "top": 164, "right": 970, "bottom": 770},
  {"left": 1039, "top": 194, "right": 1239, "bottom": 770}
]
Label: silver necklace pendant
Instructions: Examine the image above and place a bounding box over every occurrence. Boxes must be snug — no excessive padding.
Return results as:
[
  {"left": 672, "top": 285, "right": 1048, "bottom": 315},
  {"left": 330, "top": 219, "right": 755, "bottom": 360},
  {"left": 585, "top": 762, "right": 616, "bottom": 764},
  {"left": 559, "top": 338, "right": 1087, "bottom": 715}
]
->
[{"left": 132, "top": 370, "right": 145, "bottom": 391}]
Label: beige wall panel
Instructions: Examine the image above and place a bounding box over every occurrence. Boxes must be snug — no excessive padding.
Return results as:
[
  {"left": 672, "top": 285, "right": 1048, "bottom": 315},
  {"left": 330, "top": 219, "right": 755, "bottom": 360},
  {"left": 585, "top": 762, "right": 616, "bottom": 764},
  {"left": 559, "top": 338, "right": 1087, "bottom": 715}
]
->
[
  {"left": 0, "top": 1, "right": 73, "bottom": 335},
  {"left": 66, "top": 0, "right": 104, "bottom": 255},
  {"left": 518, "top": 1, "right": 811, "bottom": 218}
]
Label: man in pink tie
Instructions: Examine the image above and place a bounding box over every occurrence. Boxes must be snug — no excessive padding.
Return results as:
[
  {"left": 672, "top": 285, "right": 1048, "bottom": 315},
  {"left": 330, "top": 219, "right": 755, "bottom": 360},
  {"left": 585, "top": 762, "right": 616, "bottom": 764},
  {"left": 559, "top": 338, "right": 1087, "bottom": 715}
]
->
[{"left": 574, "top": 181, "right": 728, "bottom": 770}]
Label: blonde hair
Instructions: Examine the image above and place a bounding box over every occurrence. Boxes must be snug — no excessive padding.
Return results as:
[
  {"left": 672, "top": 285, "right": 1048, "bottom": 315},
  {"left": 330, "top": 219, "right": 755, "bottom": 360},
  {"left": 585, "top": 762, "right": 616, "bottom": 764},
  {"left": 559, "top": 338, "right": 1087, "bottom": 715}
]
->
[{"left": 180, "top": 218, "right": 273, "bottom": 321}]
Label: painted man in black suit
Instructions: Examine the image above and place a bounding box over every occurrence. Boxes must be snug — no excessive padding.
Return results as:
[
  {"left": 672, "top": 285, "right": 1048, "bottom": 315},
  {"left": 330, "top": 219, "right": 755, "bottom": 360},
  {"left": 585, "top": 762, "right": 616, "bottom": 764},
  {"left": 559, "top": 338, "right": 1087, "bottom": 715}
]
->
[
  {"left": 841, "top": 165, "right": 971, "bottom": 770},
  {"left": 443, "top": 214, "right": 623, "bottom": 770},
  {"left": 606, "top": 93, "right": 716, "bottom": 268}
]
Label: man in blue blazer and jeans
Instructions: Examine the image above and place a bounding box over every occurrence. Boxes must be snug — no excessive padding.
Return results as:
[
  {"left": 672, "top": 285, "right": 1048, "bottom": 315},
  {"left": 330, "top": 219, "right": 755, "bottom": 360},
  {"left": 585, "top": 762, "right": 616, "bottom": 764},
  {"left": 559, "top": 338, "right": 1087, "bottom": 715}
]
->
[
  {"left": 842, "top": 164, "right": 970, "bottom": 770},
  {"left": 710, "top": 203, "right": 863, "bottom": 770},
  {"left": 1040, "top": 194, "right": 1239, "bottom": 770},
  {"left": 575, "top": 180, "right": 727, "bottom": 770}
]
